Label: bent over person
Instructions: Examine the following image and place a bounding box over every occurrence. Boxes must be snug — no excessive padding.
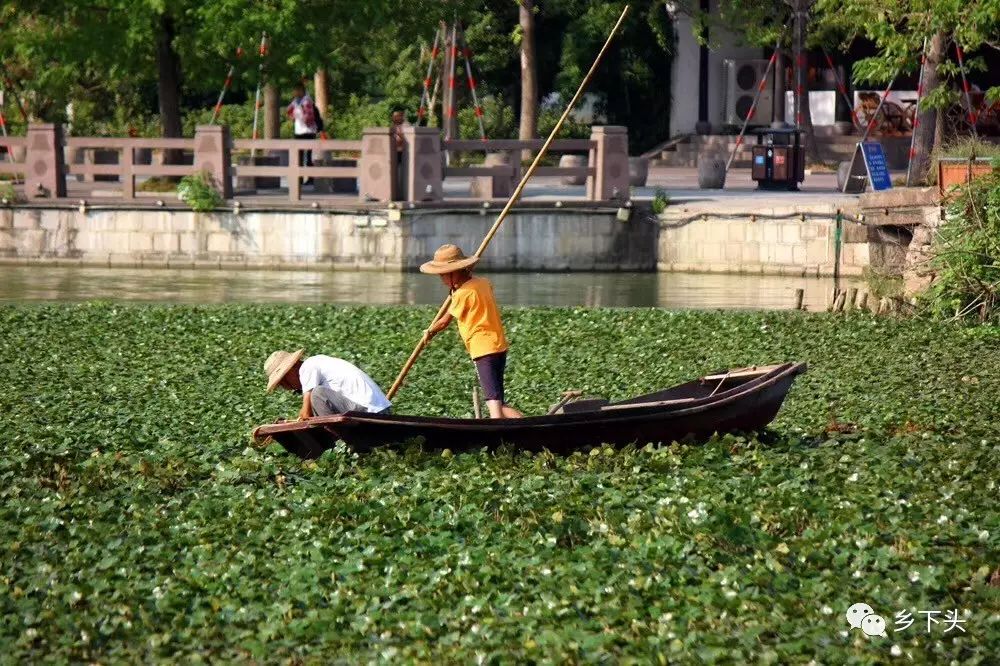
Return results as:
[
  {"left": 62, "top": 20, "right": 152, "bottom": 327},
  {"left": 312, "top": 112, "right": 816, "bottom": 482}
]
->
[{"left": 265, "top": 349, "right": 391, "bottom": 420}]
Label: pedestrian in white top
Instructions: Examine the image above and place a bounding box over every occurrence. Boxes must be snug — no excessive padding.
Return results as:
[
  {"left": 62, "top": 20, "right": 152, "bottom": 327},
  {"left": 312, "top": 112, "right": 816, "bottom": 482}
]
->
[
  {"left": 264, "top": 349, "right": 391, "bottom": 420},
  {"left": 286, "top": 82, "right": 319, "bottom": 184}
]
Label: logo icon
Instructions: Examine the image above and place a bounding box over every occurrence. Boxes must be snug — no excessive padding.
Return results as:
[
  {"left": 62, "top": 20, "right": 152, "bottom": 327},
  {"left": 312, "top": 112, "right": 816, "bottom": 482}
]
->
[
  {"left": 862, "top": 614, "right": 888, "bottom": 638},
  {"left": 846, "top": 602, "right": 874, "bottom": 629},
  {"left": 847, "top": 602, "right": 887, "bottom": 638}
]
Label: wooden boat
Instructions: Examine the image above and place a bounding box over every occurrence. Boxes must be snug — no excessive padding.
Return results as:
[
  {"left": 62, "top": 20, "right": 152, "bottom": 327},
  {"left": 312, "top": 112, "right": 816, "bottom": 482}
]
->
[{"left": 253, "top": 363, "right": 807, "bottom": 459}]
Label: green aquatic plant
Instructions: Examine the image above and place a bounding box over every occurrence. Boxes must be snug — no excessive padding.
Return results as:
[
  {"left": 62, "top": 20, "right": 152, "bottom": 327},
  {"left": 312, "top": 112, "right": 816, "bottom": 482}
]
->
[{"left": 0, "top": 304, "right": 996, "bottom": 662}]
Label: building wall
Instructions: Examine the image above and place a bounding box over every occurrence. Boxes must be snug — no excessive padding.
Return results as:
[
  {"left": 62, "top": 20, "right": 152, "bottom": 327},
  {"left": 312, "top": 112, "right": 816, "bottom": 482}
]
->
[{"left": 670, "top": 1, "right": 762, "bottom": 136}]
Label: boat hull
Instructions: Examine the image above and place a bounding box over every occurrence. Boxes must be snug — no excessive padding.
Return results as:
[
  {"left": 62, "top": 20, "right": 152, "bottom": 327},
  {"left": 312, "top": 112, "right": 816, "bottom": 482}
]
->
[{"left": 253, "top": 363, "right": 806, "bottom": 459}]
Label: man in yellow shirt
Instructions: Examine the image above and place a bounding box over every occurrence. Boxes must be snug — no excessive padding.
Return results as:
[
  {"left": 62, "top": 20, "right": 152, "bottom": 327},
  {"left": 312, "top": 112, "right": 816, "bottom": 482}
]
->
[{"left": 421, "top": 244, "right": 524, "bottom": 419}]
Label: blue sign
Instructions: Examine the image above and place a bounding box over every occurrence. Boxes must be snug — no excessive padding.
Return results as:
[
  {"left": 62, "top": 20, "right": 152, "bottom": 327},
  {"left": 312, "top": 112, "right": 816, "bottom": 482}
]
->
[{"left": 861, "top": 142, "right": 893, "bottom": 191}]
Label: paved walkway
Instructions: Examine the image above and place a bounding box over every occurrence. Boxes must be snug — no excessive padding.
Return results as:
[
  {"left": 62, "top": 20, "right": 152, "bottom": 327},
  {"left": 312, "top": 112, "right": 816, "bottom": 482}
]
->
[{"left": 49, "top": 165, "right": 881, "bottom": 211}]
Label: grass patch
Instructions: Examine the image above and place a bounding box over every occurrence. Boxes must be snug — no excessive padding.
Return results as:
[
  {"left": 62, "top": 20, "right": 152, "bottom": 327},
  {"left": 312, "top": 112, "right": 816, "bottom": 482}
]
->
[
  {"left": 136, "top": 176, "right": 179, "bottom": 193},
  {"left": 863, "top": 266, "right": 905, "bottom": 299},
  {"left": 1, "top": 304, "right": 997, "bottom": 662}
]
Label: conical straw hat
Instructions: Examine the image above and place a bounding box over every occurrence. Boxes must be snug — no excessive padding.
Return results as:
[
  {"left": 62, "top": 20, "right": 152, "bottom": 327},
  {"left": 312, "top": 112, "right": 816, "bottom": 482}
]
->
[
  {"left": 264, "top": 348, "right": 304, "bottom": 393},
  {"left": 419, "top": 244, "right": 479, "bottom": 274}
]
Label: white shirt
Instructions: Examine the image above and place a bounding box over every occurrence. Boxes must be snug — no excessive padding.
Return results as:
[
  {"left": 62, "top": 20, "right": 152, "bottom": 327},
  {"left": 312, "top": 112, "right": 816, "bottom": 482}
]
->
[
  {"left": 299, "top": 355, "right": 391, "bottom": 413},
  {"left": 288, "top": 95, "right": 317, "bottom": 135}
]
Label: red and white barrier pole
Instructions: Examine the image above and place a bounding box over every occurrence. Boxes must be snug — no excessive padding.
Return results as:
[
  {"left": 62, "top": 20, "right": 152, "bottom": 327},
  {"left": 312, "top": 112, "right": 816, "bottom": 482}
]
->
[
  {"left": 457, "top": 23, "right": 488, "bottom": 143},
  {"left": 210, "top": 47, "right": 244, "bottom": 125},
  {"left": 860, "top": 79, "right": 895, "bottom": 143},
  {"left": 823, "top": 50, "right": 862, "bottom": 131},
  {"left": 418, "top": 26, "right": 443, "bottom": 124},
  {"left": 905, "top": 39, "right": 928, "bottom": 183},
  {"left": 250, "top": 32, "right": 268, "bottom": 158},
  {"left": 954, "top": 44, "right": 979, "bottom": 138},
  {"left": 726, "top": 27, "right": 787, "bottom": 173}
]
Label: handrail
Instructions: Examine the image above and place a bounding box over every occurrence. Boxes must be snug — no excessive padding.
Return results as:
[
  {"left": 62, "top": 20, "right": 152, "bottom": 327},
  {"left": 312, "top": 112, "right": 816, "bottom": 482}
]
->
[
  {"left": 64, "top": 137, "right": 195, "bottom": 150},
  {"left": 445, "top": 138, "right": 594, "bottom": 151},
  {"left": 232, "top": 138, "right": 361, "bottom": 152}
]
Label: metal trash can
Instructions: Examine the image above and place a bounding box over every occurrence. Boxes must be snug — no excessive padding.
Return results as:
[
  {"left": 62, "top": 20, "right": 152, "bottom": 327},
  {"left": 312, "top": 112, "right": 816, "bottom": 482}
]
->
[{"left": 750, "top": 128, "right": 805, "bottom": 191}]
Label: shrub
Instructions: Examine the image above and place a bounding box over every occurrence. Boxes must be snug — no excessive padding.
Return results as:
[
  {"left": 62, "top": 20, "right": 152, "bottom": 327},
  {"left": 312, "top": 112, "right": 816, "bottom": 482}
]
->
[
  {"left": 0, "top": 181, "right": 24, "bottom": 203},
  {"left": 923, "top": 169, "right": 1000, "bottom": 322},
  {"left": 651, "top": 188, "right": 670, "bottom": 215},
  {"left": 177, "top": 171, "right": 224, "bottom": 212}
]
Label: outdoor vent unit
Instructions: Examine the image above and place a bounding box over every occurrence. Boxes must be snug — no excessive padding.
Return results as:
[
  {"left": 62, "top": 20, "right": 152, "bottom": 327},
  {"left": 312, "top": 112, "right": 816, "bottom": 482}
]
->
[{"left": 723, "top": 59, "right": 774, "bottom": 127}]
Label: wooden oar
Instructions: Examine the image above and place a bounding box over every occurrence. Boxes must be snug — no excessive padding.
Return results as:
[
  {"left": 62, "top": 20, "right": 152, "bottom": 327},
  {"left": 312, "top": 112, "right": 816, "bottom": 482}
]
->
[{"left": 386, "top": 4, "right": 631, "bottom": 400}]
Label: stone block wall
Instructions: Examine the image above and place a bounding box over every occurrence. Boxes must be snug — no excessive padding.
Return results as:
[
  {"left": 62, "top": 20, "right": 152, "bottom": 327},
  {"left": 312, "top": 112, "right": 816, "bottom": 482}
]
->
[
  {"left": 0, "top": 206, "right": 655, "bottom": 272},
  {"left": 657, "top": 204, "right": 870, "bottom": 277}
]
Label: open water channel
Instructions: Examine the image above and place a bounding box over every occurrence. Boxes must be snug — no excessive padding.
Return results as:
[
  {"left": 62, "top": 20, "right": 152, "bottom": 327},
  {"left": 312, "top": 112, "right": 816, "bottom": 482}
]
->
[{"left": 0, "top": 265, "right": 859, "bottom": 311}]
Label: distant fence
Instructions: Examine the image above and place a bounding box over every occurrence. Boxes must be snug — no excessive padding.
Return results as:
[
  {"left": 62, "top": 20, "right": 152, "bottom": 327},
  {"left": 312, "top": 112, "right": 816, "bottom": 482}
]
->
[{"left": 2, "top": 124, "right": 630, "bottom": 205}]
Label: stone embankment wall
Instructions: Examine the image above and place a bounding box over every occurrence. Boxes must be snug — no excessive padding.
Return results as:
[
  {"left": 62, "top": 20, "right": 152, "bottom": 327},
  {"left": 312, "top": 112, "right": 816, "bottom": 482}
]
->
[
  {"left": 0, "top": 206, "right": 657, "bottom": 272},
  {"left": 657, "top": 201, "right": 871, "bottom": 277},
  {"left": 0, "top": 192, "right": 940, "bottom": 280}
]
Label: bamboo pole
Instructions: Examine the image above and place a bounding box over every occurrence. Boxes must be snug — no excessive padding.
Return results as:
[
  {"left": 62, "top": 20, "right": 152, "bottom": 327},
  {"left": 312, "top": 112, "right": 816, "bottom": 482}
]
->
[{"left": 385, "top": 4, "right": 631, "bottom": 401}]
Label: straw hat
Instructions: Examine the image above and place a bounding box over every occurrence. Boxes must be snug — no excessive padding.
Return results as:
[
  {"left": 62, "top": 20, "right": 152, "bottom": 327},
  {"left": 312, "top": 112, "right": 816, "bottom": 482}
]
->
[
  {"left": 264, "top": 349, "right": 305, "bottom": 393},
  {"left": 419, "top": 244, "right": 479, "bottom": 274}
]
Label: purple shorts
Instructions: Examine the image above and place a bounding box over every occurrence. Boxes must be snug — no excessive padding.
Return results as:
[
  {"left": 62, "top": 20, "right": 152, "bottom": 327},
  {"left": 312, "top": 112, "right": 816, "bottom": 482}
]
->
[{"left": 474, "top": 351, "right": 507, "bottom": 402}]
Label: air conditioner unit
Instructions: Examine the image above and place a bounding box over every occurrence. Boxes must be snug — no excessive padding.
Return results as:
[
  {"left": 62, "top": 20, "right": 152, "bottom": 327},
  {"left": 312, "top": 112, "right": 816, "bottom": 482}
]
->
[{"left": 723, "top": 59, "right": 774, "bottom": 127}]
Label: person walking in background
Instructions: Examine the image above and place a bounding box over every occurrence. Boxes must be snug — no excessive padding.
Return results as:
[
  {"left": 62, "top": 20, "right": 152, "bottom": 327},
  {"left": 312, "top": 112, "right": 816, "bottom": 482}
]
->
[
  {"left": 287, "top": 82, "right": 319, "bottom": 185},
  {"left": 390, "top": 106, "right": 409, "bottom": 161}
]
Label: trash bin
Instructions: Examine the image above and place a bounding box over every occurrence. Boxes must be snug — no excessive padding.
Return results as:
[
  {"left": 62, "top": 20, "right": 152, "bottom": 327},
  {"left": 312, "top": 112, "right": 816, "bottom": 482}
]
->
[{"left": 750, "top": 128, "right": 805, "bottom": 191}]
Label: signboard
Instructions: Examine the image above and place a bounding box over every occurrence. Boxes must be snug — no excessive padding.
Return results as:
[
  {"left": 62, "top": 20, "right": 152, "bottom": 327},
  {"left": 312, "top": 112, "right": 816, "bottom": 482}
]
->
[
  {"left": 861, "top": 142, "right": 893, "bottom": 191},
  {"left": 842, "top": 141, "right": 894, "bottom": 193}
]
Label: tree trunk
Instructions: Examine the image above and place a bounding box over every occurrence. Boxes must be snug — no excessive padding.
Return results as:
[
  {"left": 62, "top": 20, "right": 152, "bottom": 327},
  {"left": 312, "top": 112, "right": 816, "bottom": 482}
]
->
[
  {"left": 155, "top": 13, "right": 184, "bottom": 167},
  {"left": 518, "top": 0, "right": 538, "bottom": 161},
  {"left": 263, "top": 84, "right": 280, "bottom": 139},
  {"left": 793, "top": 2, "right": 823, "bottom": 164},
  {"left": 907, "top": 32, "right": 945, "bottom": 186},
  {"left": 314, "top": 69, "right": 329, "bottom": 120}
]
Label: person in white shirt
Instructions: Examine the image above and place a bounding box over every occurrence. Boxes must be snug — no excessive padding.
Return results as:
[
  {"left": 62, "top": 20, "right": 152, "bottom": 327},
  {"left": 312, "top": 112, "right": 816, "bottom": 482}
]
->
[
  {"left": 264, "top": 349, "right": 391, "bottom": 420},
  {"left": 286, "top": 83, "right": 319, "bottom": 183}
]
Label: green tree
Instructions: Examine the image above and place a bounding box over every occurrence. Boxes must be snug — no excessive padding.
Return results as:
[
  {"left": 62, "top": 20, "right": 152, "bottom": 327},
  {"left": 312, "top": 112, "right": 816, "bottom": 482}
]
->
[{"left": 816, "top": 0, "right": 1000, "bottom": 184}]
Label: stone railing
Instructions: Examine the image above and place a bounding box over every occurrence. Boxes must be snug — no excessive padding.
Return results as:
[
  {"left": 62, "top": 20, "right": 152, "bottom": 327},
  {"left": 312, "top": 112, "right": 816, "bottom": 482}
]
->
[
  {"left": 7, "top": 123, "right": 630, "bottom": 205},
  {"left": 0, "top": 136, "right": 27, "bottom": 185}
]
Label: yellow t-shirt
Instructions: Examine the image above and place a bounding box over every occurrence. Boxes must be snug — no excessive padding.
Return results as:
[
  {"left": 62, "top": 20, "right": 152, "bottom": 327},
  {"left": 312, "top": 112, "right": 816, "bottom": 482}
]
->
[{"left": 448, "top": 276, "right": 509, "bottom": 359}]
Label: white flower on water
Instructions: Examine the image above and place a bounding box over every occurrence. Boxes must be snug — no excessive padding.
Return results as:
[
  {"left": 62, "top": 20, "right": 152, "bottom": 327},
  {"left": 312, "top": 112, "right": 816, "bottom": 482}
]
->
[
  {"left": 852, "top": 570, "right": 863, "bottom": 579},
  {"left": 71, "top": 590, "right": 83, "bottom": 603},
  {"left": 152, "top": 586, "right": 164, "bottom": 600},
  {"left": 937, "top": 514, "right": 949, "bottom": 525},
  {"left": 909, "top": 570, "right": 921, "bottom": 583},
  {"left": 891, "top": 645, "right": 902, "bottom": 657},
  {"left": 541, "top": 568, "right": 552, "bottom": 576},
  {"left": 847, "top": 473, "right": 859, "bottom": 482},
  {"left": 821, "top": 605, "right": 833, "bottom": 615},
  {"left": 978, "top": 529, "right": 989, "bottom": 541},
  {"left": 686, "top": 502, "right": 708, "bottom": 524}
]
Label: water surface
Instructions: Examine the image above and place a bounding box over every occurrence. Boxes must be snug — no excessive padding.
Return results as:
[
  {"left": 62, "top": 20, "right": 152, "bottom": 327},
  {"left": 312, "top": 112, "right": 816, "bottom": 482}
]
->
[{"left": 0, "top": 265, "right": 858, "bottom": 311}]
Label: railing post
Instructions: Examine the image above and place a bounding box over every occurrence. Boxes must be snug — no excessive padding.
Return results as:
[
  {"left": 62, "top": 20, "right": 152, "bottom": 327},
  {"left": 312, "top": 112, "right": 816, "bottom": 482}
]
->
[
  {"left": 359, "top": 127, "right": 397, "bottom": 203},
  {"left": 25, "top": 123, "right": 66, "bottom": 199},
  {"left": 194, "top": 124, "right": 233, "bottom": 199},
  {"left": 121, "top": 144, "right": 135, "bottom": 199},
  {"left": 401, "top": 126, "right": 442, "bottom": 202},
  {"left": 587, "top": 125, "right": 629, "bottom": 201}
]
